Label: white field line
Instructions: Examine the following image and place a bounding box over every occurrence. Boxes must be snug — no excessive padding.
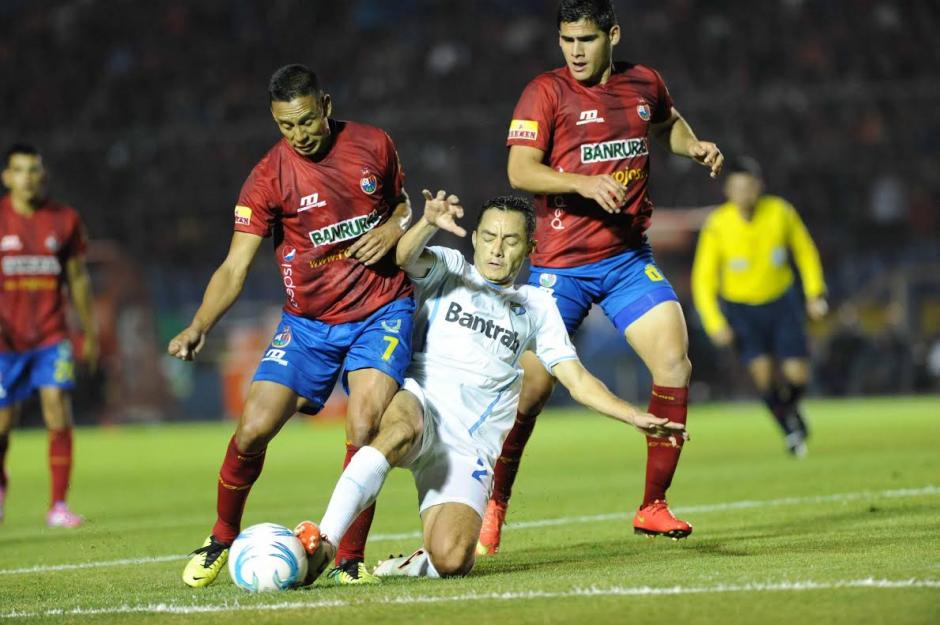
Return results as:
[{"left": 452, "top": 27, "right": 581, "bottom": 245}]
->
[
  {"left": 1, "top": 484, "right": 936, "bottom": 577},
  {"left": 2, "top": 578, "right": 938, "bottom": 619}
]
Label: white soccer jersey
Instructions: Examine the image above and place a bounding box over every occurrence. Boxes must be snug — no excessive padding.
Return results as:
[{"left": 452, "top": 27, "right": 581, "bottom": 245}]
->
[{"left": 407, "top": 246, "right": 578, "bottom": 462}]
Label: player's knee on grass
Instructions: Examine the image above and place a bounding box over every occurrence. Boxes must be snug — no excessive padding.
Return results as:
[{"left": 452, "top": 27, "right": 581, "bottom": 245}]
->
[
  {"left": 424, "top": 503, "right": 481, "bottom": 577},
  {"left": 427, "top": 533, "right": 476, "bottom": 577}
]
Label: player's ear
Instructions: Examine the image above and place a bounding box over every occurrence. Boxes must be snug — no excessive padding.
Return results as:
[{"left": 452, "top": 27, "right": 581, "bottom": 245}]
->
[
  {"left": 609, "top": 24, "right": 621, "bottom": 46},
  {"left": 471, "top": 229, "right": 477, "bottom": 248},
  {"left": 321, "top": 93, "right": 333, "bottom": 118},
  {"left": 527, "top": 238, "right": 536, "bottom": 256}
]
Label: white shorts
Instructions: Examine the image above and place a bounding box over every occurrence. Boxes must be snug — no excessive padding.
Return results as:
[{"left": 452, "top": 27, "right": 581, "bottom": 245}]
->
[{"left": 400, "top": 378, "right": 493, "bottom": 519}]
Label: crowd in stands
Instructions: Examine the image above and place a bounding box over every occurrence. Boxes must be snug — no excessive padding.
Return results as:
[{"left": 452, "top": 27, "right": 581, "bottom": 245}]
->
[{"left": 2, "top": 0, "right": 937, "bottom": 408}]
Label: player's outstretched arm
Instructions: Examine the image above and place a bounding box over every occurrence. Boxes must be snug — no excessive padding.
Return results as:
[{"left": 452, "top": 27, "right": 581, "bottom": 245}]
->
[
  {"left": 508, "top": 145, "right": 626, "bottom": 214},
  {"left": 650, "top": 108, "right": 723, "bottom": 178},
  {"left": 395, "top": 189, "right": 464, "bottom": 279},
  {"left": 167, "top": 231, "right": 263, "bottom": 361},
  {"left": 552, "top": 358, "right": 687, "bottom": 441}
]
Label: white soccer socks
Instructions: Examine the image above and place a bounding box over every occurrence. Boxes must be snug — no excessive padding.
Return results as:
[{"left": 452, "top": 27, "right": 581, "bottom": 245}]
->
[{"left": 318, "top": 445, "right": 391, "bottom": 545}]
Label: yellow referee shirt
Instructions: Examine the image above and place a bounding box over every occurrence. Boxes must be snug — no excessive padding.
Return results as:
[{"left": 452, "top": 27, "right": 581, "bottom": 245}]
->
[{"left": 692, "top": 195, "right": 826, "bottom": 337}]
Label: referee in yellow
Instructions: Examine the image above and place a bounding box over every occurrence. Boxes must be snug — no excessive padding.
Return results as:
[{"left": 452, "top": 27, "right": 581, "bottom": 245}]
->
[{"left": 692, "top": 156, "right": 827, "bottom": 456}]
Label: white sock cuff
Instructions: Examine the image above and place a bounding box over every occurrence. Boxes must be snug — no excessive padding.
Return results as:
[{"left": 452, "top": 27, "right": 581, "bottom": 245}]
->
[
  {"left": 318, "top": 445, "right": 391, "bottom": 543},
  {"left": 355, "top": 445, "right": 391, "bottom": 473}
]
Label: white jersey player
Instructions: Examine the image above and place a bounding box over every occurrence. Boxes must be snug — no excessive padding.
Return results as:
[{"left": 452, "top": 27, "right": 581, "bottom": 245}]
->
[{"left": 294, "top": 191, "right": 687, "bottom": 582}]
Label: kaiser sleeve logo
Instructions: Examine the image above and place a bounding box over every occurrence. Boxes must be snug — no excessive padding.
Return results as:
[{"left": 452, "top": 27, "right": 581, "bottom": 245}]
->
[
  {"left": 0, "top": 235, "right": 23, "bottom": 251},
  {"left": 508, "top": 119, "right": 539, "bottom": 141},
  {"left": 234, "top": 205, "right": 252, "bottom": 226}
]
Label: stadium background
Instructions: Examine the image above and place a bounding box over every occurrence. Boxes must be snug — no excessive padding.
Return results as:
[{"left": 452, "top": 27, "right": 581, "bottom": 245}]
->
[{"left": 1, "top": 0, "right": 937, "bottom": 424}]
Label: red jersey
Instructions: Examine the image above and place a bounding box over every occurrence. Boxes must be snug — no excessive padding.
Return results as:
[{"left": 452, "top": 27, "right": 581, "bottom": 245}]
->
[
  {"left": 235, "top": 120, "right": 412, "bottom": 324},
  {"left": 506, "top": 63, "right": 674, "bottom": 268},
  {"left": 0, "top": 195, "right": 86, "bottom": 352}
]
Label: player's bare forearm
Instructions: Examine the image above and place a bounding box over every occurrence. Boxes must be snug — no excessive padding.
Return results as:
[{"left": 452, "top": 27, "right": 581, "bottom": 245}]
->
[
  {"left": 508, "top": 146, "right": 626, "bottom": 213},
  {"left": 508, "top": 148, "right": 585, "bottom": 195},
  {"left": 653, "top": 110, "right": 723, "bottom": 178},
  {"left": 395, "top": 215, "right": 440, "bottom": 278},
  {"left": 396, "top": 189, "right": 464, "bottom": 278},
  {"left": 190, "top": 264, "right": 248, "bottom": 335},
  {"left": 189, "top": 232, "right": 261, "bottom": 335},
  {"left": 66, "top": 257, "right": 99, "bottom": 369},
  {"left": 390, "top": 197, "right": 412, "bottom": 232},
  {"left": 66, "top": 259, "right": 97, "bottom": 341},
  {"left": 553, "top": 359, "right": 639, "bottom": 424},
  {"left": 347, "top": 198, "right": 411, "bottom": 267},
  {"left": 553, "top": 359, "right": 686, "bottom": 439}
]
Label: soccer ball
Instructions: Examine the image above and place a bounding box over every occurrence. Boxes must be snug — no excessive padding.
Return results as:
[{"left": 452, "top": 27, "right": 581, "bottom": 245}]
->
[{"left": 228, "top": 523, "right": 309, "bottom": 592}]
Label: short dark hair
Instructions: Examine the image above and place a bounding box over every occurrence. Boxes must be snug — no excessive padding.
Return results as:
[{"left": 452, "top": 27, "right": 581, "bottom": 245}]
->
[
  {"left": 557, "top": 0, "right": 617, "bottom": 32},
  {"left": 726, "top": 155, "right": 763, "bottom": 179},
  {"left": 268, "top": 64, "right": 322, "bottom": 103},
  {"left": 475, "top": 195, "right": 536, "bottom": 241},
  {"left": 4, "top": 143, "right": 40, "bottom": 168}
]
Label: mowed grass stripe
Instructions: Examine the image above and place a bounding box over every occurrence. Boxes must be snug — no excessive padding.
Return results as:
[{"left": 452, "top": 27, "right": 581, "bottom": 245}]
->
[
  {"left": 2, "top": 484, "right": 936, "bottom": 577},
  {"left": 2, "top": 578, "right": 938, "bottom": 619}
]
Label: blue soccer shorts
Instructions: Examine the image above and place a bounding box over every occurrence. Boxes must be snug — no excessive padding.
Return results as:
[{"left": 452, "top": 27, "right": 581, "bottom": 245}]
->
[
  {"left": 252, "top": 297, "right": 415, "bottom": 414},
  {"left": 0, "top": 341, "right": 76, "bottom": 407},
  {"left": 721, "top": 287, "right": 809, "bottom": 363},
  {"left": 527, "top": 243, "right": 679, "bottom": 336}
]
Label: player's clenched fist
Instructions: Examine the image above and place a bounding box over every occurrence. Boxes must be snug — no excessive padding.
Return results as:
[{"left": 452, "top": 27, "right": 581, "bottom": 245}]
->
[
  {"left": 422, "top": 189, "right": 466, "bottom": 237},
  {"left": 168, "top": 326, "right": 206, "bottom": 361},
  {"left": 575, "top": 174, "right": 626, "bottom": 214}
]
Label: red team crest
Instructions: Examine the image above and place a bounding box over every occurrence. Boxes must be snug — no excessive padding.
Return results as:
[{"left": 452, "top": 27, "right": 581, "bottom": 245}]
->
[
  {"left": 636, "top": 103, "right": 651, "bottom": 121},
  {"left": 360, "top": 175, "right": 377, "bottom": 195}
]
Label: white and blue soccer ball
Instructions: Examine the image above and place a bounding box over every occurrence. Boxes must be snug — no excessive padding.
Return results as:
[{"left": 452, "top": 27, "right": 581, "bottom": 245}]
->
[{"left": 228, "top": 523, "right": 308, "bottom": 592}]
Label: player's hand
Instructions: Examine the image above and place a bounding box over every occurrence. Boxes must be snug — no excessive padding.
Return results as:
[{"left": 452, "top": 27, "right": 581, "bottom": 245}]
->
[
  {"left": 422, "top": 189, "right": 466, "bottom": 237},
  {"left": 630, "top": 411, "right": 689, "bottom": 444},
  {"left": 711, "top": 327, "right": 734, "bottom": 348},
  {"left": 806, "top": 297, "right": 829, "bottom": 321},
  {"left": 688, "top": 140, "right": 723, "bottom": 178},
  {"left": 82, "top": 335, "right": 100, "bottom": 374},
  {"left": 167, "top": 326, "right": 206, "bottom": 361},
  {"left": 575, "top": 174, "right": 626, "bottom": 214},
  {"left": 348, "top": 220, "right": 404, "bottom": 266}
]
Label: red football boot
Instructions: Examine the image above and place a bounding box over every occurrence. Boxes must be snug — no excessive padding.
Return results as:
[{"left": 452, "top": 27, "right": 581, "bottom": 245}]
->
[
  {"left": 633, "top": 500, "right": 692, "bottom": 540},
  {"left": 294, "top": 520, "right": 335, "bottom": 585},
  {"left": 476, "top": 499, "right": 508, "bottom": 556}
]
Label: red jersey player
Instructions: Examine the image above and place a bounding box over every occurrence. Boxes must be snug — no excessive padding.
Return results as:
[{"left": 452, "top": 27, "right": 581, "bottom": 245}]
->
[
  {"left": 169, "top": 65, "right": 415, "bottom": 587},
  {"left": 478, "top": 0, "right": 723, "bottom": 555},
  {"left": 0, "top": 143, "right": 98, "bottom": 528}
]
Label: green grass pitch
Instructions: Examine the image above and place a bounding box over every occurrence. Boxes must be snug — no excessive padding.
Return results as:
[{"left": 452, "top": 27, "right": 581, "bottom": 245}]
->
[{"left": 1, "top": 396, "right": 938, "bottom": 624}]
